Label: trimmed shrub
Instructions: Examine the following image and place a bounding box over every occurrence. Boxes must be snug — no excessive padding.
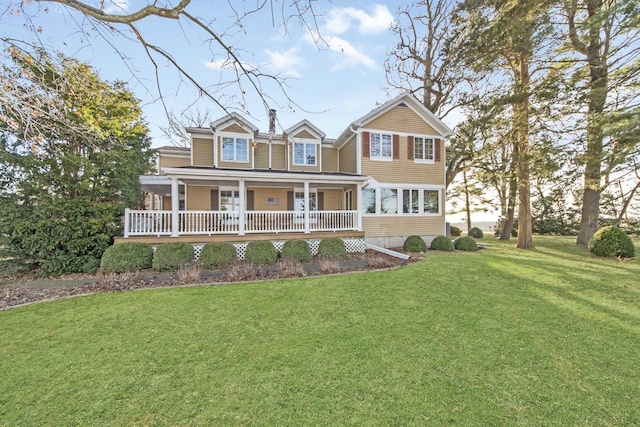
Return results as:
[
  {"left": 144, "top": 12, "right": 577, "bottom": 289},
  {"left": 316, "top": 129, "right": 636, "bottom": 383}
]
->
[
  {"left": 152, "top": 242, "right": 194, "bottom": 272},
  {"left": 244, "top": 240, "right": 278, "bottom": 265},
  {"left": 588, "top": 226, "right": 635, "bottom": 258},
  {"left": 468, "top": 227, "right": 484, "bottom": 239},
  {"left": 317, "top": 238, "right": 347, "bottom": 259},
  {"left": 430, "top": 236, "right": 455, "bottom": 251},
  {"left": 454, "top": 236, "right": 478, "bottom": 251},
  {"left": 450, "top": 226, "right": 462, "bottom": 237},
  {"left": 281, "top": 239, "right": 312, "bottom": 262},
  {"left": 403, "top": 235, "right": 427, "bottom": 252},
  {"left": 100, "top": 242, "right": 153, "bottom": 274},
  {"left": 199, "top": 242, "right": 237, "bottom": 270}
]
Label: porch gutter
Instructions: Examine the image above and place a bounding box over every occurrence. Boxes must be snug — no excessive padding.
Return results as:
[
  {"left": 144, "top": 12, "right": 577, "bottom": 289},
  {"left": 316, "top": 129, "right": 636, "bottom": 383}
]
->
[{"left": 364, "top": 243, "right": 410, "bottom": 260}]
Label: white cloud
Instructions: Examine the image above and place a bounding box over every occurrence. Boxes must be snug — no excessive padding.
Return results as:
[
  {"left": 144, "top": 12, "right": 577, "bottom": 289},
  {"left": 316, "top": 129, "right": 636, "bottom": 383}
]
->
[
  {"left": 323, "top": 4, "right": 394, "bottom": 35},
  {"left": 205, "top": 59, "right": 233, "bottom": 70},
  {"left": 103, "top": 0, "right": 129, "bottom": 14},
  {"left": 264, "top": 48, "right": 304, "bottom": 78},
  {"left": 303, "top": 32, "right": 376, "bottom": 71}
]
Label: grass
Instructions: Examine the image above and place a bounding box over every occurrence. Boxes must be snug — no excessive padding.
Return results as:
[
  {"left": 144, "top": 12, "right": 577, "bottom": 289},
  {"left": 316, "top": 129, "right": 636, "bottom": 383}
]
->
[{"left": 1, "top": 236, "right": 640, "bottom": 426}]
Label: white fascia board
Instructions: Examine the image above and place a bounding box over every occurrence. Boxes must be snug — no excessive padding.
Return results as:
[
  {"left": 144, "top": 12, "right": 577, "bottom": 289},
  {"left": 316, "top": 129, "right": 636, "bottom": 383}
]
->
[{"left": 161, "top": 167, "right": 368, "bottom": 184}]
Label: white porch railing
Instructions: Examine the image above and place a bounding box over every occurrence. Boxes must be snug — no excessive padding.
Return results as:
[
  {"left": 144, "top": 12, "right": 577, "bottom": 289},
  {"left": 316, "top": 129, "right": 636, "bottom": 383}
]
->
[{"left": 124, "top": 209, "right": 359, "bottom": 237}]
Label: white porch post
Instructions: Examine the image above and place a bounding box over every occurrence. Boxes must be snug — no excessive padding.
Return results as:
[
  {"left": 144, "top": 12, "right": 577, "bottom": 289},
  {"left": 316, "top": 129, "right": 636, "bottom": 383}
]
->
[
  {"left": 357, "top": 183, "right": 363, "bottom": 231},
  {"left": 304, "top": 181, "right": 310, "bottom": 233},
  {"left": 124, "top": 208, "right": 130, "bottom": 238},
  {"left": 171, "top": 177, "right": 179, "bottom": 237},
  {"left": 238, "top": 178, "right": 246, "bottom": 236},
  {"left": 149, "top": 193, "right": 155, "bottom": 210}
]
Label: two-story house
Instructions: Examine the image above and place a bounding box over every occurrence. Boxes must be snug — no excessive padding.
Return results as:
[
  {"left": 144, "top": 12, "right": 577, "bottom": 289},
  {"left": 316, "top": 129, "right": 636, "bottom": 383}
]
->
[{"left": 119, "top": 92, "right": 453, "bottom": 250}]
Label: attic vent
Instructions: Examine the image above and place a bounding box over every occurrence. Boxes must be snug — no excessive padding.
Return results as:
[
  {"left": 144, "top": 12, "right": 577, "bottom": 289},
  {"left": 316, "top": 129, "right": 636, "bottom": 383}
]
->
[{"left": 397, "top": 102, "right": 408, "bottom": 107}]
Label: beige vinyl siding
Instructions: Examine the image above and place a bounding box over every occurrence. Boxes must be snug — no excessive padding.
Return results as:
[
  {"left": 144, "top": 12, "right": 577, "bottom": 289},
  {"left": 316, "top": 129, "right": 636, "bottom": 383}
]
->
[
  {"left": 366, "top": 106, "right": 437, "bottom": 134},
  {"left": 192, "top": 137, "right": 214, "bottom": 166},
  {"left": 159, "top": 155, "right": 190, "bottom": 169},
  {"left": 362, "top": 216, "right": 444, "bottom": 237},
  {"left": 319, "top": 189, "right": 342, "bottom": 210},
  {"left": 289, "top": 143, "right": 321, "bottom": 172},
  {"left": 338, "top": 136, "right": 357, "bottom": 173},
  {"left": 220, "top": 123, "right": 247, "bottom": 133},
  {"left": 217, "top": 136, "right": 253, "bottom": 169},
  {"left": 271, "top": 144, "right": 286, "bottom": 170},
  {"left": 254, "top": 143, "right": 269, "bottom": 169},
  {"left": 293, "top": 130, "right": 316, "bottom": 139},
  {"left": 362, "top": 135, "right": 444, "bottom": 185},
  {"left": 185, "top": 186, "right": 211, "bottom": 211},
  {"left": 250, "top": 188, "right": 291, "bottom": 211},
  {"left": 321, "top": 146, "right": 338, "bottom": 172}
]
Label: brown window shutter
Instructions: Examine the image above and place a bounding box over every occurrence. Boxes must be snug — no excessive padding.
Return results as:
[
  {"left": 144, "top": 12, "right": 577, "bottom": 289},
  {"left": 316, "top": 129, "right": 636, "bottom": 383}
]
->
[
  {"left": 317, "top": 191, "right": 324, "bottom": 211},
  {"left": 287, "top": 191, "right": 294, "bottom": 210},
  {"left": 210, "top": 189, "right": 219, "bottom": 210},
  {"left": 362, "top": 131, "right": 370, "bottom": 158},
  {"left": 407, "top": 136, "right": 414, "bottom": 160},
  {"left": 435, "top": 139, "right": 442, "bottom": 162},
  {"left": 393, "top": 134, "right": 400, "bottom": 159},
  {"left": 247, "top": 190, "right": 254, "bottom": 211}
]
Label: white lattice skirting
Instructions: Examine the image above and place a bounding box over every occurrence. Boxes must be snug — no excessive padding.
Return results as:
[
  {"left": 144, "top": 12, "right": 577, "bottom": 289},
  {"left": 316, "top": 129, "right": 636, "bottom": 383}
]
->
[{"left": 189, "top": 238, "right": 365, "bottom": 261}]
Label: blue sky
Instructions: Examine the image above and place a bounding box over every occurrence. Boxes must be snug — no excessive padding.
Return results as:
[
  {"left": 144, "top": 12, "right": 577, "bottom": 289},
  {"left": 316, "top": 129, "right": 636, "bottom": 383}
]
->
[{"left": 2, "top": 1, "right": 460, "bottom": 147}]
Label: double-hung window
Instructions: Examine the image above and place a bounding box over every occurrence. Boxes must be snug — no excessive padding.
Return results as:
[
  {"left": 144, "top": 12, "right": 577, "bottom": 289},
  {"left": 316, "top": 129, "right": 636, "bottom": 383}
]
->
[
  {"left": 220, "top": 190, "right": 241, "bottom": 211},
  {"left": 222, "top": 137, "right": 248, "bottom": 162},
  {"left": 414, "top": 137, "right": 434, "bottom": 162},
  {"left": 371, "top": 133, "right": 392, "bottom": 160},
  {"left": 423, "top": 190, "right": 439, "bottom": 214},
  {"left": 293, "top": 142, "right": 317, "bottom": 165}
]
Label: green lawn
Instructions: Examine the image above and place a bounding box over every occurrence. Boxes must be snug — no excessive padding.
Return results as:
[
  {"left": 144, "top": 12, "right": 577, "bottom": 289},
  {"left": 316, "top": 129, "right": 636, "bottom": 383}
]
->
[{"left": 2, "top": 236, "right": 639, "bottom": 426}]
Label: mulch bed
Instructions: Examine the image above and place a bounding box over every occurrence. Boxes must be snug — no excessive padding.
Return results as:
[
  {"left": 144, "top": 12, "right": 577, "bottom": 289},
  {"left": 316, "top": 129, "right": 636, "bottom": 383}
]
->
[{"left": 1, "top": 252, "right": 418, "bottom": 310}]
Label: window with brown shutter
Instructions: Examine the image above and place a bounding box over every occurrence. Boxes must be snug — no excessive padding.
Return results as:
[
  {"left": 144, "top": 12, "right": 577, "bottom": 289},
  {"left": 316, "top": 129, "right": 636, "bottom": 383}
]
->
[
  {"left": 362, "top": 131, "right": 370, "bottom": 158},
  {"left": 435, "top": 139, "right": 442, "bottom": 162},
  {"left": 287, "top": 191, "right": 294, "bottom": 210},
  {"left": 407, "top": 136, "right": 414, "bottom": 160},
  {"left": 393, "top": 134, "right": 399, "bottom": 159},
  {"left": 246, "top": 190, "right": 254, "bottom": 211},
  {"left": 210, "top": 189, "right": 219, "bottom": 210},
  {"left": 317, "top": 191, "right": 324, "bottom": 211}
]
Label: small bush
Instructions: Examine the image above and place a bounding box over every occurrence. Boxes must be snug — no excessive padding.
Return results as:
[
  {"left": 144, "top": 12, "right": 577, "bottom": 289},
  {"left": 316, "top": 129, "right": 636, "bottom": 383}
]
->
[
  {"left": 430, "top": 236, "right": 455, "bottom": 251},
  {"left": 317, "top": 238, "right": 347, "bottom": 259},
  {"left": 454, "top": 236, "right": 478, "bottom": 251},
  {"left": 317, "top": 256, "right": 342, "bottom": 274},
  {"left": 94, "top": 271, "right": 140, "bottom": 291},
  {"left": 588, "top": 226, "right": 635, "bottom": 258},
  {"left": 281, "top": 239, "right": 312, "bottom": 262},
  {"left": 244, "top": 241, "right": 278, "bottom": 265},
  {"left": 199, "top": 242, "right": 237, "bottom": 269},
  {"left": 152, "top": 242, "right": 194, "bottom": 272},
  {"left": 403, "top": 235, "right": 427, "bottom": 252},
  {"left": 222, "top": 260, "right": 262, "bottom": 282},
  {"left": 468, "top": 227, "right": 484, "bottom": 238},
  {"left": 450, "top": 226, "right": 462, "bottom": 237},
  {"left": 100, "top": 242, "right": 153, "bottom": 274},
  {"left": 177, "top": 261, "right": 203, "bottom": 284},
  {"left": 277, "top": 258, "right": 306, "bottom": 277}
]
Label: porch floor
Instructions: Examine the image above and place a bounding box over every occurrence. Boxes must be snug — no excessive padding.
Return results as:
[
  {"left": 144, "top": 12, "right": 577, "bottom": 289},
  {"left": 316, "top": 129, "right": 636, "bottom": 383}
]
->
[{"left": 114, "top": 230, "right": 365, "bottom": 245}]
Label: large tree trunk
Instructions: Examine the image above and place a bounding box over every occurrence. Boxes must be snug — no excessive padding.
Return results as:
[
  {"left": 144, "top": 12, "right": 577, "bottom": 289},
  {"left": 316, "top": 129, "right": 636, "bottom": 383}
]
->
[
  {"left": 515, "top": 50, "right": 533, "bottom": 249},
  {"left": 571, "top": 0, "right": 608, "bottom": 246},
  {"left": 463, "top": 170, "right": 472, "bottom": 232},
  {"left": 500, "top": 165, "right": 518, "bottom": 240}
]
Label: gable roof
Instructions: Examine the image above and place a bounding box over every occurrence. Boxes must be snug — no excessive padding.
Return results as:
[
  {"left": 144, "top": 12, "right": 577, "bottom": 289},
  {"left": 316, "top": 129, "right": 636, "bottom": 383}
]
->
[
  {"left": 334, "top": 92, "right": 454, "bottom": 147},
  {"left": 209, "top": 112, "right": 259, "bottom": 134},
  {"left": 284, "top": 119, "right": 326, "bottom": 140}
]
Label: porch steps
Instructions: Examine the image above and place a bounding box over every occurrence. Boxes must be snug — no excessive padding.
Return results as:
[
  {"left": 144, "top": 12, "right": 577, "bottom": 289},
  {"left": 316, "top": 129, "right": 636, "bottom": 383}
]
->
[{"left": 365, "top": 243, "right": 410, "bottom": 260}]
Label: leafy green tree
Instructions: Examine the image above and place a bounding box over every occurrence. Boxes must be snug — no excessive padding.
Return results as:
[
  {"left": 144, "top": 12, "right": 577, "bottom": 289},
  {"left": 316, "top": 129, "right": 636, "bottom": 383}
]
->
[{"left": 0, "top": 46, "right": 154, "bottom": 275}]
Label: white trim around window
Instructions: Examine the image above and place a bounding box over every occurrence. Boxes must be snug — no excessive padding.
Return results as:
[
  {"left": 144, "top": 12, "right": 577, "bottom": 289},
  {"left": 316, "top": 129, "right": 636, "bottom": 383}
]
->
[
  {"left": 370, "top": 132, "right": 393, "bottom": 161},
  {"left": 291, "top": 138, "right": 319, "bottom": 166},
  {"left": 413, "top": 136, "right": 435, "bottom": 164},
  {"left": 219, "top": 132, "right": 250, "bottom": 163},
  {"left": 362, "top": 184, "right": 443, "bottom": 216}
]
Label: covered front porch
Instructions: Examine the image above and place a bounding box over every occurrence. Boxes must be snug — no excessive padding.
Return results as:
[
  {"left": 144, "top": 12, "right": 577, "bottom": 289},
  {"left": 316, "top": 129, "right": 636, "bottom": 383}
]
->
[{"left": 126, "top": 167, "right": 367, "bottom": 239}]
